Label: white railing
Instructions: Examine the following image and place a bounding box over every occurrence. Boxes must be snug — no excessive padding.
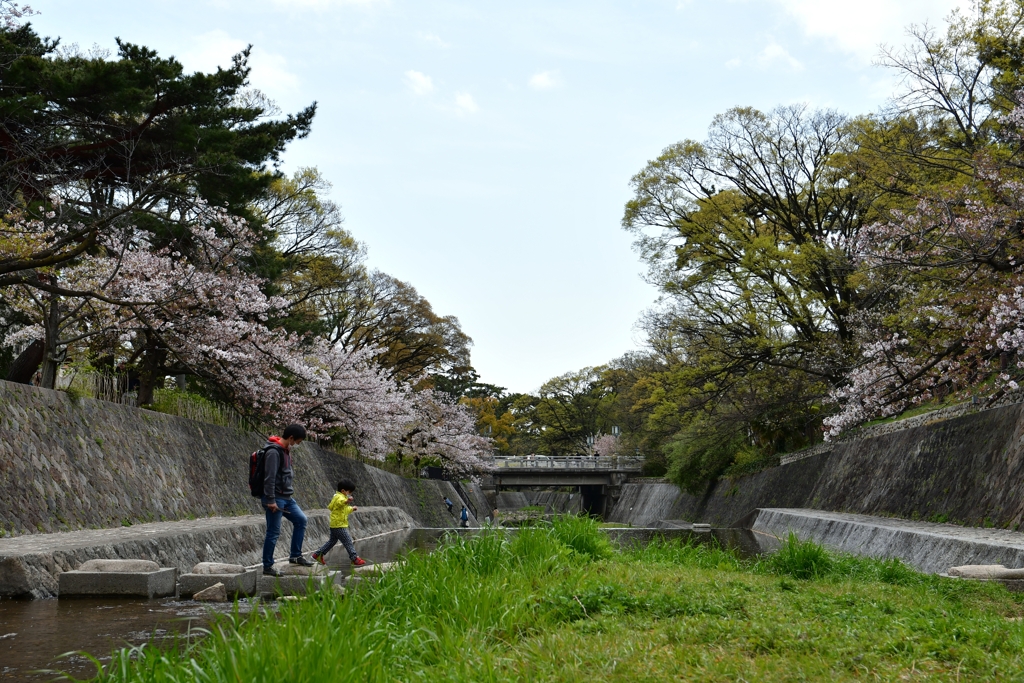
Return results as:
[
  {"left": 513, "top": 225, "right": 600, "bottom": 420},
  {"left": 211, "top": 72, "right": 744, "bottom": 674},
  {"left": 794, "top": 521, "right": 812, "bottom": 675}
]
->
[{"left": 489, "top": 455, "right": 644, "bottom": 471}]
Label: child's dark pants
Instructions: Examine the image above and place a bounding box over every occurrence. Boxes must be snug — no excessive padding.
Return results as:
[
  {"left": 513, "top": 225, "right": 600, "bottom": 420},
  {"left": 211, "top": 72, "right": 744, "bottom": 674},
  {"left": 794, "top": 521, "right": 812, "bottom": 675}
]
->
[{"left": 315, "top": 527, "right": 358, "bottom": 561}]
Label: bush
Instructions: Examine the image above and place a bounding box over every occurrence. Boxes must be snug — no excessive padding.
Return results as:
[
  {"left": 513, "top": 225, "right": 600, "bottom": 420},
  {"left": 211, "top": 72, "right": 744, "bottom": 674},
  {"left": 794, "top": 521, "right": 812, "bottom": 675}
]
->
[
  {"left": 760, "top": 532, "right": 834, "bottom": 579},
  {"left": 550, "top": 514, "right": 615, "bottom": 560}
]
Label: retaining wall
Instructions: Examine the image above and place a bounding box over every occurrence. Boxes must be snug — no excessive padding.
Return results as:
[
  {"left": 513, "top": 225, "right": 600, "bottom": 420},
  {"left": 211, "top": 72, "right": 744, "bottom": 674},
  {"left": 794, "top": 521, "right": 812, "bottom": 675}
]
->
[
  {"left": 0, "top": 381, "right": 476, "bottom": 537},
  {"left": 609, "top": 401, "right": 1024, "bottom": 528}
]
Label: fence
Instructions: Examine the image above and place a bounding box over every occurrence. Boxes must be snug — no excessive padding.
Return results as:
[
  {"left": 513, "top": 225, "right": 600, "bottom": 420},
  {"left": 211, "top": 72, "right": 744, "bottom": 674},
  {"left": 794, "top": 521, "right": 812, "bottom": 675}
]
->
[{"left": 489, "top": 455, "right": 645, "bottom": 471}]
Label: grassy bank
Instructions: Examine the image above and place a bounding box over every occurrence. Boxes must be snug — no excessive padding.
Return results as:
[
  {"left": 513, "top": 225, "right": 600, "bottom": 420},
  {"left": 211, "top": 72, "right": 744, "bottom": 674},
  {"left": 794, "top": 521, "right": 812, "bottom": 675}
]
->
[{"left": 89, "top": 519, "right": 1024, "bottom": 682}]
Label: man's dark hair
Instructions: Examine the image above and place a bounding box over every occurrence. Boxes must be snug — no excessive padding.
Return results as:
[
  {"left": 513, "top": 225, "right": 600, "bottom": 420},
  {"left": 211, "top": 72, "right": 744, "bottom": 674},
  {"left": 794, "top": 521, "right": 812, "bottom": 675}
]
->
[
  {"left": 282, "top": 424, "right": 307, "bottom": 441},
  {"left": 337, "top": 479, "right": 357, "bottom": 492}
]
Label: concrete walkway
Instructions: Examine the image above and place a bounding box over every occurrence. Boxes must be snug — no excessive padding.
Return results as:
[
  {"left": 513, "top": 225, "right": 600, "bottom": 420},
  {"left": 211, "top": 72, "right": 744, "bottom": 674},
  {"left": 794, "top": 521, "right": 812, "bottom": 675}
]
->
[
  {"left": 0, "top": 506, "right": 414, "bottom": 598},
  {"left": 749, "top": 508, "right": 1024, "bottom": 574}
]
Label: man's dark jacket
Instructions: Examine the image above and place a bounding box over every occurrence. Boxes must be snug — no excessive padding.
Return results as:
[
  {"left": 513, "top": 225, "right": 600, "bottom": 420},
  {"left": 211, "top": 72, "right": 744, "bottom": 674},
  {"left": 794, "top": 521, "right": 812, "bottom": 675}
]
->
[{"left": 262, "top": 436, "right": 294, "bottom": 499}]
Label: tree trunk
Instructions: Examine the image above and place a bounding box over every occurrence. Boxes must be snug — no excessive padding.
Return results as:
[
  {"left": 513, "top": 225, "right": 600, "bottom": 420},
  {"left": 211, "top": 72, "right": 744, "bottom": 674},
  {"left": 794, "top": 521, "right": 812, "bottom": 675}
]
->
[
  {"left": 5, "top": 339, "right": 44, "bottom": 384},
  {"left": 39, "top": 295, "right": 61, "bottom": 389},
  {"left": 137, "top": 335, "right": 167, "bottom": 406}
]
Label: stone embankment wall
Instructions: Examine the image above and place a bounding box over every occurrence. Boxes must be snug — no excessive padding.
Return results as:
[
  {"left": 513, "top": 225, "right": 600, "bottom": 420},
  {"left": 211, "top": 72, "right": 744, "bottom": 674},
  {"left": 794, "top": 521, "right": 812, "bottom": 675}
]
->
[
  {"left": 0, "top": 381, "right": 476, "bottom": 537},
  {"left": 609, "top": 400, "right": 1024, "bottom": 528}
]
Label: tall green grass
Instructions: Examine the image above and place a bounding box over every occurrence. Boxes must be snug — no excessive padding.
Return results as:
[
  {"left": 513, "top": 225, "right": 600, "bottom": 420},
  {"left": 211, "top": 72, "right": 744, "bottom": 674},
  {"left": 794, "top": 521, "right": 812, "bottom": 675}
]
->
[
  {"left": 756, "top": 532, "right": 926, "bottom": 585},
  {"left": 83, "top": 523, "right": 1024, "bottom": 682},
  {"left": 89, "top": 517, "right": 613, "bottom": 683},
  {"left": 550, "top": 514, "right": 615, "bottom": 560}
]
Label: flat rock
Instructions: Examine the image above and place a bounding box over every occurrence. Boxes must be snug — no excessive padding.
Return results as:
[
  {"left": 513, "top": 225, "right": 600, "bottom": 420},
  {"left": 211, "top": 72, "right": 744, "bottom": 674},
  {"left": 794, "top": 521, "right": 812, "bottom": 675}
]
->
[
  {"left": 192, "top": 562, "right": 245, "bottom": 575},
  {"left": 257, "top": 571, "right": 337, "bottom": 597},
  {"left": 59, "top": 567, "right": 176, "bottom": 598},
  {"left": 948, "top": 564, "right": 1024, "bottom": 579},
  {"left": 179, "top": 570, "right": 257, "bottom": 598},
  {"left": 77, "top": 559, "right": 160, "bottom": 573},
  {"left": 351, "top": 561, "right": 401, "bottom": 575},
  {"left": 270, "top": 560, "right": 331, "bottom": 576},
  {"left": 193, "top": 582, "right": 228, "bottom": 602}
]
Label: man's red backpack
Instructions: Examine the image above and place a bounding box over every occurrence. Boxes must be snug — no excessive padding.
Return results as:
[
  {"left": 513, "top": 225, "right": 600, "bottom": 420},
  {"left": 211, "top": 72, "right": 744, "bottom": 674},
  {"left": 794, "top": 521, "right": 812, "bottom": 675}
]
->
[{"left": 248, "top": 445, "right": 281, "bottom": 497}]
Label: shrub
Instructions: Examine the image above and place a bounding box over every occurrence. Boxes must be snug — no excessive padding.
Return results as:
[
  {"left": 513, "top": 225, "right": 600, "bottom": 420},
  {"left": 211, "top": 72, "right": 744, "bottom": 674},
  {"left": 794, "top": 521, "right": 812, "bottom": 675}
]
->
[
  {"left": 550, "top": 514, "right": 615, "bottom": 560},
  {"left": 760, "top": 532, "right": 834, "bottom": 579}
]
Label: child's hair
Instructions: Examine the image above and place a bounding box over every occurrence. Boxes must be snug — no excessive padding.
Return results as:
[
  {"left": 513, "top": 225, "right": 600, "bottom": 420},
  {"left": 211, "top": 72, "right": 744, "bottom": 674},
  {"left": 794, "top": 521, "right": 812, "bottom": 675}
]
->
[{"left": 337, "top": 479, "right": 357, "bottom": 493}]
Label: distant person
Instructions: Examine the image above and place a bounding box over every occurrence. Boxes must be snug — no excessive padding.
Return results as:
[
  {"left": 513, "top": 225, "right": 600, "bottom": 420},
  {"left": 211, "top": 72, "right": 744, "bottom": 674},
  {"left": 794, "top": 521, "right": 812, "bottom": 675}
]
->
[
  {"left": 312, "top": 479, "right": 366, "bottom": 567},
  {"left": 444, "top": 497, "right": 454, "bottom": 514},
  {"left": 460, "top": 505, "right": 469, "bottom": 528},
  {"left": 259, "top": 424, "right": 313, "bottom": 576}
]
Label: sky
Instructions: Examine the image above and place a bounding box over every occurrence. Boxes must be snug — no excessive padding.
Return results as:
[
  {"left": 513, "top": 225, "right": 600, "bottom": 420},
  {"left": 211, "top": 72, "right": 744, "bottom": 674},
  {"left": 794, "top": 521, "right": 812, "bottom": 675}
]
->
[{"left": 29, "top": 0, "right": 962, "bottom": 393}]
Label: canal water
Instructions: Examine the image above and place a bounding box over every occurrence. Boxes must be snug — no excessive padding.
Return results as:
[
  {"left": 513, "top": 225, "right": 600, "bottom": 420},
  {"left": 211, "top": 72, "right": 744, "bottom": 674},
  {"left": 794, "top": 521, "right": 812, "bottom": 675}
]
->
[
  {"left": 0, "top": 528, "right": 452, "bottom": 682},
  {"left": 0, "top": 526, "right": 764, "bottom": 682}
]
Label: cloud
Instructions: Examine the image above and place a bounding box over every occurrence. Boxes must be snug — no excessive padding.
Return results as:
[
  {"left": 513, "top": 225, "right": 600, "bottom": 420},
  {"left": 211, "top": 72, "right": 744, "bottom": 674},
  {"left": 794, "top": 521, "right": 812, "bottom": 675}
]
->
[
  {"left": 418, "top": 32, "right": 451, "bottom": 48},
  {"left": 404, "top": 70, "right": 435, "bottom": 96},
  {"left": 757, "top": 41, "right": 803, "bottom": 71},
  {"left": 772, "top": 0, "right": 962, "bottom": 61},
  {"left": 179, "top": 31, "right": 299, "bottom": 93},
  {"left": 454, "top": 92, "right": 479, "bottom": 114},
  {"left": 725, "top": 57, "right": 742, "bottom": 69},
  {"left": 528, "top": 70, "right": 561, "bottom": 90}
]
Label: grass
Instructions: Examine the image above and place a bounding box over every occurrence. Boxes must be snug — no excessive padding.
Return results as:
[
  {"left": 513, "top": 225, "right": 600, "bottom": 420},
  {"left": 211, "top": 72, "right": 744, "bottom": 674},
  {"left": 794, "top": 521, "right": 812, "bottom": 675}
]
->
[{"left": 84, "top": 521, "right": 1024, "bottom": 682}]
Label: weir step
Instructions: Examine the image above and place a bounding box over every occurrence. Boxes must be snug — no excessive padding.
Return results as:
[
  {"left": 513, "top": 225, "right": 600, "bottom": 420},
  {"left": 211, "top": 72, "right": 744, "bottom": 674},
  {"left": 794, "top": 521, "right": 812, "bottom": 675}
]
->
[{"left": 749, "top": 508, "right": 1024, "bottom": 575}]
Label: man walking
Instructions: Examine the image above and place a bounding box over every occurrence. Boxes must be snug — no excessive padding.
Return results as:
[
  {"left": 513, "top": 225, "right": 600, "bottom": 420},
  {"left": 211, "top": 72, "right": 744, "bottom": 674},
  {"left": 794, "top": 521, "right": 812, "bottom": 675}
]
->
[{"left": 261, "top": 424, "right": 314, "bottom": 576}]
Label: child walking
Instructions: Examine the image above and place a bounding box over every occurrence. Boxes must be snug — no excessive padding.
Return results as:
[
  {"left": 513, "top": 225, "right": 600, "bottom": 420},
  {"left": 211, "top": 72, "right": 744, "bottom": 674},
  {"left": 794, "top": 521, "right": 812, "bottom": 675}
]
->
[{"left": 312, "top": 479, "right": 367, "bottom": 567}]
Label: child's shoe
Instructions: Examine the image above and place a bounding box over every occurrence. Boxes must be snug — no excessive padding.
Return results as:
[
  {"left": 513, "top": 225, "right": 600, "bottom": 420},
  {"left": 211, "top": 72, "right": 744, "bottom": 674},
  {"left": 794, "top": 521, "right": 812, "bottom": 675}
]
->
[
  {"left": 352, "top": 557, "right": 367, "bottom": 566},
  {"left": 311, "top": 552, "right": 326, "bottom": 566}
]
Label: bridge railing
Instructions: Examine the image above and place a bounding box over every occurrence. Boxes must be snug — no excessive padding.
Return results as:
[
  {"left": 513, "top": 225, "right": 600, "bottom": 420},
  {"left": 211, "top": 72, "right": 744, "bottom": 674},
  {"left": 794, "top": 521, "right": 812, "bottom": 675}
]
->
[{"left": 488, "top": 455, "right": 644, "bottom": 471}]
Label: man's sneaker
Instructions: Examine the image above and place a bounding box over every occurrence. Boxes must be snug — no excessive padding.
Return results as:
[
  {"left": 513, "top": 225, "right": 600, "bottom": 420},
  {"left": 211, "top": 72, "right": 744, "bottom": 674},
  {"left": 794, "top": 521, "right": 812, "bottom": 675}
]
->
[
  {"left": 263, "top": 566, "right": 282, "bottom": 577},
  {"left": 311, "top": 552, "right": 326, "bottom": 566},
  {"left": 289, "top": 555, "right": 314, "bottom": 567},
  {"left": 352, "top": 557, "right": 367, "bottom": 567}
]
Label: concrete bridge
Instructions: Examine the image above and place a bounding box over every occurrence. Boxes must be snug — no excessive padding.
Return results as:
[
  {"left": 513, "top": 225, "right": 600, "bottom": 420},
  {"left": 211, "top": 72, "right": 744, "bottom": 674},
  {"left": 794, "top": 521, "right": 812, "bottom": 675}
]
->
[{"left": 484, "top": 455, "right": 645, "bottom": 517}]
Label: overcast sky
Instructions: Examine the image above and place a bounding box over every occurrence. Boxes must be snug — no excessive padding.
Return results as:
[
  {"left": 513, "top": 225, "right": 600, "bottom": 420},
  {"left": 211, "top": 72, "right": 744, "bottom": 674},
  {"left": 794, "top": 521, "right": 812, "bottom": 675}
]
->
[{"left": 30, "top": 0, "right": 962, "bottom": 393}]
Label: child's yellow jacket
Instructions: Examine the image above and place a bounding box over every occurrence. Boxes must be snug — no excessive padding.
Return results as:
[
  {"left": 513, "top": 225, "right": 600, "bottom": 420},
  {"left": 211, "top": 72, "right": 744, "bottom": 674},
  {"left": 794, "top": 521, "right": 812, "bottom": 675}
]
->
[{"left": 328, "top": 492, "right": 355, "bottom": 528}]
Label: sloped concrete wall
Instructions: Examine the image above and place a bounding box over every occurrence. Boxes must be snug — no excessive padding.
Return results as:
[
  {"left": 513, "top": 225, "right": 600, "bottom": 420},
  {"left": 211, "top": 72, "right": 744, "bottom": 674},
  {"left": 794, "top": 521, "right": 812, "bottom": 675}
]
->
[
  {"left": 0, "top": 381, "right": 470, "bottom": 536},
  {"left": 750, "top": 508, "right": 1024, "bottom": 574},
  {"left": 609, "top": 401, "right": 1024, "bottom": 528}
]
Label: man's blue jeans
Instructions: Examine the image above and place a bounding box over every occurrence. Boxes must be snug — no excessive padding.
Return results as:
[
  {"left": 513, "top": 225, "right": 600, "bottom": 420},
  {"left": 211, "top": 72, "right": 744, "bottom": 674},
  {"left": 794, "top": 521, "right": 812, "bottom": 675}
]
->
[{"left": 262, "top": 497, "right": 307, "bottom": 569}]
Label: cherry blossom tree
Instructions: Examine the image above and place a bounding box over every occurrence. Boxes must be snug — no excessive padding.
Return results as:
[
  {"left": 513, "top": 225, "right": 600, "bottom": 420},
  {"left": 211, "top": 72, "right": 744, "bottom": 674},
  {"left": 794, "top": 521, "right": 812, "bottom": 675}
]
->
[
  {"left": 0, "top": 1, "right": 34, "bottom": 30},
  {"left": 824, "top": 139, "right": 1024, "bottom": 436},
  {"left": 593, "top": 434, "right": 619, "bottom": 457}
]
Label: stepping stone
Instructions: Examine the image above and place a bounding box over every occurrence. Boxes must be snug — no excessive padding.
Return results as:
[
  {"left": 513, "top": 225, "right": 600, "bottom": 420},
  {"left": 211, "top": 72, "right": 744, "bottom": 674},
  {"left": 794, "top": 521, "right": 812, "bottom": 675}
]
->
[
  {"left": 351, "top": 561, "right": 402, "bottom": 576},
  {"left": 179, "top": 568, "right": 257, "bottom": 598},
  {"left": 191, "top": 562, "right": 245, "bottom": 575},
  {"left": 193, "top": 582, "right": 228, "bottom": 602},
  {"left": 59, "top": 560, "right": 177, "bottom": 599},
  {"left": 258, "top": 565, "right": 339, "bottom": 598}
]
